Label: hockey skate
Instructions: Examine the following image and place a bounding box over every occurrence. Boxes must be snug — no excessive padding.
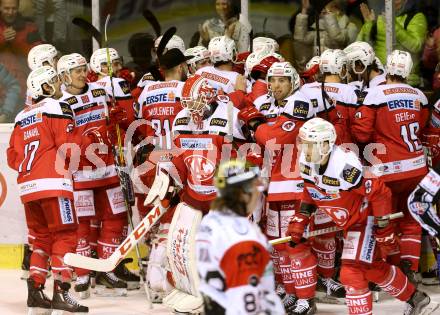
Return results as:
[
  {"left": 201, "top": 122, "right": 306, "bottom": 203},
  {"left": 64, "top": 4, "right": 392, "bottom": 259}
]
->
[
  {"left": 74, "top": 275, "right": 90, "bottom": 299},
  {"left": 316, "top": 277, "right": 345, "bottom": 304},
  {"left": 94, "top": 272, "right": 127, "bottom": 297},
  {"left": 404, "top": 290, "right": 439, "bottom": 315},
  {"left": 290, "top": 298, "right": 317, "bottom": 315},
  {"left": 51, "top": 280, "right": 88, "bottom": 314},
  {"left": 276, "top": 284, "right": 297, "bottom": 313},
  {"left": 114, "top": 258, "right": 141, "bottom": 290},
  {"left": 27, "top": 278, "right": 51, "bottom": 315},
  {"left": 21, "top": 244, "right": 32, "bottom": 280}
]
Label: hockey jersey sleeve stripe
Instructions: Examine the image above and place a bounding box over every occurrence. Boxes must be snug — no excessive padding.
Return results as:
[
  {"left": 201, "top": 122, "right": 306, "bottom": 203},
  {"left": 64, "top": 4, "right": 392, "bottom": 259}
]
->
[{"left": 44, "top": 113, "right": 74, "bottom": 120}]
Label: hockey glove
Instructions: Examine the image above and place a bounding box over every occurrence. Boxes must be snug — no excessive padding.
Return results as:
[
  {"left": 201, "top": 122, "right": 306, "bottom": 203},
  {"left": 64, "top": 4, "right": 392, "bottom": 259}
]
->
[
  {"left": 84, "top": 126, "right": 110, "bottom": 146},
  {"left": 286, "top": 213, "right": 309, "bottom": 246},
  {"left": 374, "top": 223, "right": 399, "bottom": 258},
  {"left": 109, "top": 106, "right": 128, "bottom": 126},
  {"left": 238, "top": 106, "right": 266, "bottom": 132}
]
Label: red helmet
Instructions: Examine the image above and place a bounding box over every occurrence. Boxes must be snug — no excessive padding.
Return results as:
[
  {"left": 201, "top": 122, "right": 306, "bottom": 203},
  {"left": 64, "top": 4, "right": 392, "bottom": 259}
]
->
[
  {"left": 181, "top": 74, "right": 217, "bottom": 115},
  {"left": 251, "top": 55, "right": 280, "bottom": 79}
]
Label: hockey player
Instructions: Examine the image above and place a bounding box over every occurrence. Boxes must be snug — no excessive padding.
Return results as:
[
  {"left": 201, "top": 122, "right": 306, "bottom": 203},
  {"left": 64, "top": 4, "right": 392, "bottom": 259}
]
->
[
  {"left": 57, "top": 53, "right": 129, "bottom": 297},
  {"left": 253, "top": 36, "right": 279, "bottom": 54},
  {"left": 301, "top": 56, "right": 321, "bottom": 84},
  {"left": 301, "top": 49, "right": 357, "bottom": 144},
  {"left": 289, "top": 117, "right": 432, "bottom": 315},
  {"left": 196, "top": 35, "right": 242, "bottom": 94},
  {"left": 196, "top": 159, "right": 284, "bottom": 315},
  {"left": 185, "top": 46, "right": 211, "bottom": 75},
  {"left": 7, "top": 66, "right": 88, "bottom": 314},
  {"left": 352, "top": 50, "right": 429, "bottom": 282},
  {"left": 343, "top": 41, "right": 386, "bottom": 100}
]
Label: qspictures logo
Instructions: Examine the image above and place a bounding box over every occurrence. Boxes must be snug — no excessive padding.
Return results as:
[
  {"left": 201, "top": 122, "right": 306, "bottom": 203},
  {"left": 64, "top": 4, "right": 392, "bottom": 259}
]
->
[{"left": 0, "top": 172, "right": 7, "bottom": 208}]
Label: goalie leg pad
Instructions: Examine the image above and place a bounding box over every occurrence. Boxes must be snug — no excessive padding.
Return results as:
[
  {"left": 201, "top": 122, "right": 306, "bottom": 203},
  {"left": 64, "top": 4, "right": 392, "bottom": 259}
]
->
[
  {"left": 167, "top": 202, "right": 203, "bottom": 297},
  {"left": 147, "top": 225, "right": 173, "bottom": 293}
]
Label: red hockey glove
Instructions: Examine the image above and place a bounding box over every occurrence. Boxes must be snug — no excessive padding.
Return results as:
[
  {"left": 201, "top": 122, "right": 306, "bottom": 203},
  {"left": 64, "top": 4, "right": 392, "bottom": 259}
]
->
[
  {"left": 109, "top": 106, "right": 128, "bottom": 126},
  {"left": 375, "top": 223, "right": 399, "bottom": 259},
  {"left": 117, "top": 68, "right": 135, "bottom": 85},
  {"left": 85, "top": 126, "right": 110, "bottom": 146},
  {"left": 286, "top": 213, "right": 309, "bottom": 246},
  {"left": 238, "top": 106, "right": 266, "bottom": 131}
]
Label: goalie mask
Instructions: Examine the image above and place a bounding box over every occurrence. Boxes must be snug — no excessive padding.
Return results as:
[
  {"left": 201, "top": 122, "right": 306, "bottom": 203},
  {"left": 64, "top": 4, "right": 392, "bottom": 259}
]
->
[
  {"left": 386, "top": 49, "right": 413, "bottom": 79},
  {"left": 57, "top": 53, "right": 87, "bottom": 85},
  {"left": 298, "top": 117, "right": 337, "bottom": 164},
  {"left": 185, "top": 46, "right": 211, "bottom": 73},
  {"left": 181, "top": 74, "right": 217, "bottom": 124},
  {"left": 343, "top": 41, "right": 375, "bottom": 75},
  {"left": 27, "top": 66, "right": 59, "bottom": 98},
  {"left": 28, "top": 44, "right": 58, "bottom": 70},
  {"left": 320, "top": 49, "right": 348, "bottom": 79},
  {"left": 208, "top": 35, "right": 237, "bottom": 63},
  {"left": 90, "top": 48, "right": 121, "bottom": 75},
  {"left": 267, "top": 61, "right": 300, "bottom": 96}
]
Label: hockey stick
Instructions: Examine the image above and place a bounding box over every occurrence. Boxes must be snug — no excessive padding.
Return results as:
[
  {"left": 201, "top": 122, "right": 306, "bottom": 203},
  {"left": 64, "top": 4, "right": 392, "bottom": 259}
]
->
[
  {"left": 269, "top": 212, "right": 404, "bottom": 245},
  {"left": 142, "top": 9, "right": 161, "bottom": 37},
  {"left": 72, "top": 17, "right": 102, "bottom": 47},
  {"left": 156, "top": 26, "right": 177, "bottom": 58},
  {"left": 64, "top": 204, "right": 166, "bottom": 271}
]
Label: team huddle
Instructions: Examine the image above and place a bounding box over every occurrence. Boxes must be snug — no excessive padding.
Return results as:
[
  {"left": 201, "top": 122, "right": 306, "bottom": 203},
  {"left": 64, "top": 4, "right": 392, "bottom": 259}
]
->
[{"left": 6, "top": 31, "right": 440, "bottom": 315}]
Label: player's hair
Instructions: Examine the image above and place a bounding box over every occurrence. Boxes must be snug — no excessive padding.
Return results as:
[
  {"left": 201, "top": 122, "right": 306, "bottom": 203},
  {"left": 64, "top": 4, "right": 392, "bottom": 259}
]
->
[
  {"left": 386, "top": 74, "right": 406, "bottom": 83},
  {"left": 211, "top": 186, "right": 248, "bottom": 216}
]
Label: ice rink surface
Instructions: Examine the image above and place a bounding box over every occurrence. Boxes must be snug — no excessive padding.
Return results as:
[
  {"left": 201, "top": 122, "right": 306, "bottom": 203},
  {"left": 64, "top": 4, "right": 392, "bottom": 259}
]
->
[{"left": 3, "top": 269, "right": 440, "bottom": 315}]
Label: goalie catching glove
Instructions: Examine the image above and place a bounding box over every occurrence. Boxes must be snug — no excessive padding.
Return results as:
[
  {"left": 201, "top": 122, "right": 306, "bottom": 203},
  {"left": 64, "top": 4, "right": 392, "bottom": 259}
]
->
[{"left": 144, "top": 168, "right": 177, "bottom": 207}]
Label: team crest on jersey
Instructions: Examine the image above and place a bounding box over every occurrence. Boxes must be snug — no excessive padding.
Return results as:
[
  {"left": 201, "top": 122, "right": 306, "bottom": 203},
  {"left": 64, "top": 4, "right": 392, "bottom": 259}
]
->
[
  {"left": 210, "top": 118, "right": 227, "bottom": 127},
  {"left": 64, "top": 96, "right": 78, "bottom": 105},
  {"left": 20, "top": 112, "right": 43, "bottom": 128},
  {"left": 341, "top": 164, "right": 362, "bottom": 184},
  {"left": 282, "top": 121, "right": 295, "bottom": 131},
  {"left": 292, "top": 100, "right": 309, "bottom": 119},
  {"left": 184, "top": 155, "right": 216, "bottom": 182},
  {"left": 175, "top": 117, "right": 190, "bottom": 126},
  {"left": 118, "top": 81, "right": 130, "bottom": 95},
  {"left": 91, "top": 88, "right": 106, "bottom": 97},
  {"left": 322, "top": 175, "right": 340, "bottom": 187},
  {"left": 81, "top": 95, "right": 90, "bottom": 103},
  {"left": 322, "top": 206, "right": 349, "bottom": 226}
]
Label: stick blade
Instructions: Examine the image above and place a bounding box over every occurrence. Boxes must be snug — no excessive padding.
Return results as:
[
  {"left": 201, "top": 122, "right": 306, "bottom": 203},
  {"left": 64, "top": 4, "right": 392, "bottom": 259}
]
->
[
  {"left": 142, "top": 9, "right": 161, "bottom": 37},
  {"left": 157, "top": 26, "right": 177, "bottom": 58},
  {"left": 72, "top": 17, "right": 103, "bottom": 47},
  {"left": 64, "top": 252, "right": 116, "bottom": 272}
]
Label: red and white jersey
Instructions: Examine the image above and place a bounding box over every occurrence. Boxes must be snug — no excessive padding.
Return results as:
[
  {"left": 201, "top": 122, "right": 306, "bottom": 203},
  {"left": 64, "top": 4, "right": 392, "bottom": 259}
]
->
[
  {"left": 132, "top": 72, "right": 155, "bottom": 101},
  {"left": 171, "top": 96, "right": 246, "bottom": 207},
  {"left": 247, "top": 79, "right": 268, "bottom": 105},
  {"left": 352, "top": 83, "right": 429, "bottom": 182},
  {"left": 195, "top": 66, "right": 239, "bottom": 94},
  {"left": 7, "top": 98, "right": 75, "bottom": 203},
  {"left": 254, "top": 94, "right": 286, "bottom": 122},
  {"left": 94, "top": 76, "right": 136, "bottom": 127},
  {"left": 299, "top": 146, "right": 392, "bottom": 231},
  {"left": 300, "top": 82, "right": 358, "bottom": 143},
  {"left": 60, "top": 83, "right": 119, "bottom": 190},
  {"left": 196, "top": 210, "right": 284, "bottom": 315},
  {"left": 137, "top": 80, "right": 184, "bottom": 149}
]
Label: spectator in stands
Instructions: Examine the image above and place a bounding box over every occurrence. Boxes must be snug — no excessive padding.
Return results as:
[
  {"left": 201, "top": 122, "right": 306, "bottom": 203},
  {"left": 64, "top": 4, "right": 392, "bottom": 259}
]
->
[
  {"left": 32, "top": 0, "right": 67, "bottom": 46},
  {"left": 357, "top": 0, "right": 427, "bottom": 87},
  {"left": 422, "top": 28, "right": 440, "bottom": 89},
  {"left": 294, "top": 0, "right": 358, "bottom": 55},
  {"left": 199, "top": 0, "right": 251, "bottom": 52},
  {"left": 0, "top": 0, "right": 42, "bottom": 122},
  {"left": 0, "top": 63, "right": 19, "bottom": 122}
]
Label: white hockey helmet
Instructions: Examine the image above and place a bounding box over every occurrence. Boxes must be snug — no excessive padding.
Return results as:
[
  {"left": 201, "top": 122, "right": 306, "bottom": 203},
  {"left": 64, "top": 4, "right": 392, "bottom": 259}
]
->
[
  {"left": 57, "top": 53, "right": 87, "bottom": 84},
  {"left": 27, "top": 44, "right": 58, "bottom": 70},
  {"left": 245, "top": 51, "right": 265, "bottom": 78},
  {"left": 154, "top": 34, "right": 185, "bottom": 54},
  {"left": 305, "top": 56, "right": 321, "bottom": 72},
  {"left": 208, "top": 36, "right": 237, "bottom": 64},
  {"left": 185, "top": 46, "right": 211, "bottom": 69},
  {"left": 267, "top": 61, "right": 301, "bottom": 93},
  {"left": 386, "top": 50, "right": 413, "bottom": 79},
  {"left": 252, "top": 37, "right": 279, "bottom": 54},
  {"left": 89, "top": 48, "right": 121, "bottom": 74},
  {"left": 298, "top": 117, "right": 337, "bottom": 163},
  {"left": 343, "top": 41, "right": 375, "bottom": 74},
  {"left": 375, "top": 57, "right": 385, "bottom": 73},
  {"left": 320, "top": 49, "right": 348, "bottom": 79},
  {"left": 181, "top": 74, "right": 217, "bottom": 116},
  {"left": 27, "top": 66, "right": 59, "bottom": 98}
]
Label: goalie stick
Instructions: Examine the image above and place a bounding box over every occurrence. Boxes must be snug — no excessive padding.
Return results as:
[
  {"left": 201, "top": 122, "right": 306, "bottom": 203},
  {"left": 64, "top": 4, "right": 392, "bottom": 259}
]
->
[
  {"left": 269, "top": 212, "right": 404, "bottom": 245},
  {"left": 64, "top": 204, "right": 166, "bottom": 272}
]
